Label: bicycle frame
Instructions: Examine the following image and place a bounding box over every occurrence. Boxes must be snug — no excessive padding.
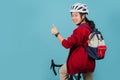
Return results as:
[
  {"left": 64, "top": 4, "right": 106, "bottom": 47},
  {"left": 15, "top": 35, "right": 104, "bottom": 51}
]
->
[{"left": 50, "top": 59, "right": 81, "bottom": 80}]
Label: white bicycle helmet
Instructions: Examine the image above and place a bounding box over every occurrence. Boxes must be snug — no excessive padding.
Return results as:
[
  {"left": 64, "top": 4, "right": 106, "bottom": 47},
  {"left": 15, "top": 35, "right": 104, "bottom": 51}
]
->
[{"left": 70, "top": 3, "right": 89, "bottom": 14}]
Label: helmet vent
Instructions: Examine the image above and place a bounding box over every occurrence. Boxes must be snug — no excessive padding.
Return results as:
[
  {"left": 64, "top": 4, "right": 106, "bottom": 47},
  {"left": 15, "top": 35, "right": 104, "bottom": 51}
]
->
[
  {"left": 78, "top": 7, "right": 83, "bottom": 10},
  {"left": 75, "top": 5, "right": 78, "bottom": 9},
  {"left": 83, "top": 9, "right": 86, "bottom": 11}
]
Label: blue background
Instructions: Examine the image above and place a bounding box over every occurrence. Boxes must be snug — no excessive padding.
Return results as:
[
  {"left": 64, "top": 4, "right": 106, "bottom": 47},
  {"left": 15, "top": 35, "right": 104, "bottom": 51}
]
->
[{"left": 0, "top": 0, "right": 120, "bottom": 80}]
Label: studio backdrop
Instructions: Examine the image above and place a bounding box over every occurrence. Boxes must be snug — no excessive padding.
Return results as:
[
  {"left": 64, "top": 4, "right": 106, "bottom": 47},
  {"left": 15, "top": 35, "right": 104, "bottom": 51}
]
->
[{"left": 0, "top": 0, "right": 120, "bottom": 80}]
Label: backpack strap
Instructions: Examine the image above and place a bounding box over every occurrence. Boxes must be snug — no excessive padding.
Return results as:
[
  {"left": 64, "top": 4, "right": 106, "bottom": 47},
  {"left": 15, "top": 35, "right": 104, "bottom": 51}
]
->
[
  {"left": 93, "top": 28, "right": 104, "bottom": 40},
  {"left": 80, "top": 24, "right": 104, "bottom": 40},
  {"left": 80, "top": 24, "right": 93, "bottom": 32}
]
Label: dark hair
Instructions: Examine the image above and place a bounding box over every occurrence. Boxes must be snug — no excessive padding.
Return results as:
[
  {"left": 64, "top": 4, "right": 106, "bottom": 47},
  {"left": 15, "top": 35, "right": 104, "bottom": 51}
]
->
[
  {"left": 85, "top": 17, "right": 95, "bottom": 29},
  {"left": 79, "top": 13, "right": 95, "bottom": 29}
]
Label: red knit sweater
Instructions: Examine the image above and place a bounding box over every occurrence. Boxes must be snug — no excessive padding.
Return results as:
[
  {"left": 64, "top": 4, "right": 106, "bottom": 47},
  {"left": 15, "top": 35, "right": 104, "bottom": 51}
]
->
[{"left": 62, "top": 23, "right": 95, "bottom": 75}]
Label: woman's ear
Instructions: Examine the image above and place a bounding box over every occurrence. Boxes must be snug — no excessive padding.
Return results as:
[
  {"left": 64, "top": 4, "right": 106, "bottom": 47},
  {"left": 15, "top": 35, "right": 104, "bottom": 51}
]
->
[{"left": 82, "top": 14, "right": 86, "bottom": 19}]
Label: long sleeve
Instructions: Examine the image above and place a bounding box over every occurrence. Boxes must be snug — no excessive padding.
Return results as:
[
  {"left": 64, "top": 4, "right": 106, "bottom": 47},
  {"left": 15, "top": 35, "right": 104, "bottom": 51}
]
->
[{"left": 61, "top": 26, "right": 88, "bottom": 49}]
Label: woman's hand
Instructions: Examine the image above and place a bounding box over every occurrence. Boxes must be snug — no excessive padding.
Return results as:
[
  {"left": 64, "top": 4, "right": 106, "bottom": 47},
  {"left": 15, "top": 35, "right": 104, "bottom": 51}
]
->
[
  {"left": 51, "top": 24, "right": 64, "bottom": 43},
  {"left": 51, "top": 24, "right": 58, "bottom": 35}
]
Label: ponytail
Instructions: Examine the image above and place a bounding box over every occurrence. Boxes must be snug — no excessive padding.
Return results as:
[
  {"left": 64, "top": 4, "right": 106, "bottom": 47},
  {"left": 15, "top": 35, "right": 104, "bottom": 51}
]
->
[{"left": 85, "top": 17, "right": 95, "bottom": 29}]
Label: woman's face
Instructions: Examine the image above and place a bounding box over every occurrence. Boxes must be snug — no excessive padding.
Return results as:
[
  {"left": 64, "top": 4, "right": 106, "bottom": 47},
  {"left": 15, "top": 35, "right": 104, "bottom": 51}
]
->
[{"left": 71, "top": 12, "right": 84, "bottom": 25}]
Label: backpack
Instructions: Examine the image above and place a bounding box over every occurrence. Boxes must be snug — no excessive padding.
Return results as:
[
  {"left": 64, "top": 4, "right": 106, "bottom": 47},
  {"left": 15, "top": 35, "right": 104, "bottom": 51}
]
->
[{"left": 83, "top": 24, "right": 107, "bottom": 60}]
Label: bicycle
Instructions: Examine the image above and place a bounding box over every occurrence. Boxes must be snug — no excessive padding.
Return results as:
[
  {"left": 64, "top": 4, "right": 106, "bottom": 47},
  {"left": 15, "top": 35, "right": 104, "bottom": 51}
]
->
[{"left": 50, "top": 59, "right": 81, "bottom": 80}]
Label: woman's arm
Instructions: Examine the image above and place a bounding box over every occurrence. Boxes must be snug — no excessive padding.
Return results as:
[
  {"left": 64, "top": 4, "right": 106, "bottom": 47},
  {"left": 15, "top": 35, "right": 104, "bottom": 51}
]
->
[{"left": 51, "top": 24, "right": 84, "bottom": 49}]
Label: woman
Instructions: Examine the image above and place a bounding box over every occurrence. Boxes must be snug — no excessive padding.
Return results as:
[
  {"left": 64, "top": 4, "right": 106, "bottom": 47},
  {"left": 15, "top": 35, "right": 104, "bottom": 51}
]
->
[{"left": 51, "top": 3, "right": 96, "bottom": 80}]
